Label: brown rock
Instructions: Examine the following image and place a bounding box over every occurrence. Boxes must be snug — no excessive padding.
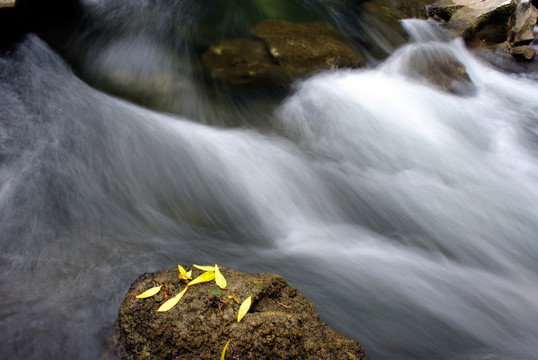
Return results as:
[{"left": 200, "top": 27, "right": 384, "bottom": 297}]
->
[
  {"left": 508, "top": 1, "right": 538, "bottom": 45},
  {"left": 403, "top": 46, "right": 476, "bottom": 94},
  {"left": 0, "top": 0, "right": 15, "bottom": 8},
  {"left": 201, "top": 38, "right": 288, "bottom": 87},
  {"left": 428, "top": 0, "right": 517, "bottom": 42},
  {"left": 252, "top": 19, "right": 365, "bottom": 77},
  {"left": 112, "top": 266, "right": 367, "bottom": 360},
  {"left": 509, "top": 44, "right": 536, "bottom": 59}
]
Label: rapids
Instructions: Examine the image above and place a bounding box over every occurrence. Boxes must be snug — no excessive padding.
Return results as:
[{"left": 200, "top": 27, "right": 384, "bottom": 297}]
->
[{"left": 1, "top": 1, "right": 538, "bottom": 359}]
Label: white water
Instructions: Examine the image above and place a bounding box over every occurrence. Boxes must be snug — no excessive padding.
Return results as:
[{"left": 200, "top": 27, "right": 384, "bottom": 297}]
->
[{"left": 1, "top": 16, "right": 538, "bottom": 360}]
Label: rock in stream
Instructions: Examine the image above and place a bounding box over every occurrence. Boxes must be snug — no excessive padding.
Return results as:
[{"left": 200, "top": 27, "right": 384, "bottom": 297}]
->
[{"left": 111, "top": 266, "right": 367, "bottom": 360}]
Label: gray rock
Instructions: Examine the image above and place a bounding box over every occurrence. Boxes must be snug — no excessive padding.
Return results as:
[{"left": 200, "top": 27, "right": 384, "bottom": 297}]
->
[
  {"left": 508, "top": 0, "right": 538, "bottom": 45},
  {"left": 509, "top": 44, "right": 536, "bottom": 59},
  {"left": 111, "top": 266, "right": 367, "bottom": 360}
]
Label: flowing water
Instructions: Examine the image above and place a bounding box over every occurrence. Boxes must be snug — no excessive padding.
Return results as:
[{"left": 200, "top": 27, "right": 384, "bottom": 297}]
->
[{"left": 1, "top": 1, "right": 538, "bottom": 359}]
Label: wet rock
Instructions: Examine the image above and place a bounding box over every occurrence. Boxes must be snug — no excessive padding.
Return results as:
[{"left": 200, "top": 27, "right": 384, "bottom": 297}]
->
[
  {"left": 112, "top": 266, "right": 367, "bottom": 360},
  {"left": 0, "top": 0, "right": 15, "bottom": 8},
  {"left": 507, "top": 0, "right": 538, "bottom": 45},
  {"left": 472, "top": 41, "right": 538, "bottom": 72},
  {"left": 201, "top": 20, "right": 364, "bottom": 87},
  {"left": 201, "top": 38, "right": 287, "bottom": 87},
  {"left": 252, "top": 19, "right": 365, "bottom": 76},
  {"left": 384, "top": 0, "right": 433, "bottom": 19},
  {"left": 427, "top": 0, "right": 517, "bottom": 41},
  {"left": 509, "top": 44, "right": 536, "bottom": 59},
  {"left": 403, "top": 46, "right": 476, "bottom": 94}
]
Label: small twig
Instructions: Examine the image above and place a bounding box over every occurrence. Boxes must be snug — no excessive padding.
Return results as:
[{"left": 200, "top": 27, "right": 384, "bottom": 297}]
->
[{"left": 277, "top": 302, "right": 293, "bottom": 309}]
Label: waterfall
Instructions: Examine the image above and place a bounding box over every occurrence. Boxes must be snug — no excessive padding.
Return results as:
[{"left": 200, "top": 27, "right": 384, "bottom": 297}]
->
[{"left": 1, "top": 2, "right": 537, "bottom": 360}]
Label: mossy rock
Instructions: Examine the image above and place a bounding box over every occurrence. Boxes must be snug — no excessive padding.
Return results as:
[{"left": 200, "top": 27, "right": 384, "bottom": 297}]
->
[
  {"left": 201, "top": 19, "right": 365, "bottom": 88},
  {"left": 112, "top": 266, "right": 367, "bottom": 360}
]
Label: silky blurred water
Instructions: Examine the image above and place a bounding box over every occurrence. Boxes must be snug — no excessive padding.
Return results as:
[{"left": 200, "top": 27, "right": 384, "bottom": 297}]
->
[{"left": 1, "top": 2, "right": 538, "bottom": 359}]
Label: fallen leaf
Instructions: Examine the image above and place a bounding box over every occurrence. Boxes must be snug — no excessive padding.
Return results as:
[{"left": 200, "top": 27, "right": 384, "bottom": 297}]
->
[
  {"left": 220, "top": 339, "right": 231, "bottom": 360},
  {"left": 188, "top": 271, "right": 215, "bottom": 286},
  {"left": 227, "top": 295, "right": 240, "bottom": 304},
  {"left": 135, "top": 285, "right": 162, "bottom": 299},
  {"left": 193, "top": 264, "right": 216, "bottom": 272},
  {"left": 237, "top": 295, "right": 252, "bottom": 323},
  {"left": 178, "top": 264, "right": 192, "bottom": 280},
  {"left": 215, "top": 264, "right": 227, "bottom": 289},
  {"left": 157, "top": 286, "right": 188, "bottom": 312}
]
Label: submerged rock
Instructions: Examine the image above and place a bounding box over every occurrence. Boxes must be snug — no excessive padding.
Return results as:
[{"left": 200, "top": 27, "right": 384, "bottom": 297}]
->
[
  {"left": 396, "top": 45, "right": 476, "bottom": 94},
  {"left": 112, "top": 266, "right": 367, "bottom": 360},
  {"left": 252, "top": 19, "right": 365, "bottom": 75},
  {"left": 201, "top": 19, "right": 364, "bottom": 87},
  {"left": 201, "top": 38, "right": 288, "bottom": 87}
]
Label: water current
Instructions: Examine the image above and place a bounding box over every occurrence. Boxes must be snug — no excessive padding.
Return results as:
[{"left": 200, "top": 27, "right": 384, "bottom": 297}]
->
[{"left": 1, "top": 1, "right": 538, "bottom": 359}]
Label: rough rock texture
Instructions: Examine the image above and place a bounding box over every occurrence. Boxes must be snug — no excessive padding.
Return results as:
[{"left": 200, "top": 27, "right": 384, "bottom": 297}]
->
[
  {"left": 507, "top": 0, "right": 538, "bottom": 45},
  {"left": 427, "top": 0, "right": 517, "bottom": 40},
  {"left": 201, "top": 38, "right": 287, "bottom": 87},
  {"left": 252, "top": 19, "right": 365, "bottom": 75},
  {"left": 201, "top": 19, "right": 364, "bottom": 87},
  {"left": 426, "top": 0, "right": 538, "bottom": 73},
  {"left": 112, "top": 266, "right": 367, "bottom": 360},
  {"left": 0, "top": 0, "right": 15, "bottom": 8},
  {"left": 509, "top": 44, "right": 536, "bottom": 59}
]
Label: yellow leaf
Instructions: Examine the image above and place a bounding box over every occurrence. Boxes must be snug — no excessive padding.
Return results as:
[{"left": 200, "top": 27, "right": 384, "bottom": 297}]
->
[
  {"left": 215, "top": 264, "right": 227, "bottom": 289},
  {"left": 227, "top": 295, "right": 240, "bottom": 304},
  {"left": 135, "top": 285, "right": 162, "bottom": 299},
  {"left": 186, "top": 270, "right": 192, "bottom": 279},
  {"left": 237, "top": 295, "right": 252, "bottom": 323},
  {"left": 193, "top": 264, "right": 216, "bottom": 272},
  {"left": 220, "top": 339, "right": 231, "bottom": 360},
  {"left": 157, "top": 287, "right": 188, "bottom": 312},
  {"left": 178, "top": 264, "right": 192, "bottom": 280},
  {"left": 188, "top": 271, "right": 215, "bottom": 286}
]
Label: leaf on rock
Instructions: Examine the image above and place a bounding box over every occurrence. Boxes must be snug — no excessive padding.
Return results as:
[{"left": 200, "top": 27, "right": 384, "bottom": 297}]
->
[
  {"left": 227, "top": 295, "right": 240, "bottom": 304},
  {"left": 188, "top": 271, "right": 215, "bottom": 286},
  {"left": 193, "top": 264, "right": 216, "bottom": 272},
  {"left": 215, "top": 264, "right": 227, "bottom": 289},
  {"left": 178, "top": 264, "right": 192, "bottom": 280},
  {"left": 220, "top": 339, "right": 231, "bottom": 360},
  {"left": 157, "top": 286, "right": 188, "bottom": 312},
  {"left": 135, "top": 285, "right": 162, "bottom": 299},
  {"left": 237, "top": 295, "right": 252, "bottom": 323}
]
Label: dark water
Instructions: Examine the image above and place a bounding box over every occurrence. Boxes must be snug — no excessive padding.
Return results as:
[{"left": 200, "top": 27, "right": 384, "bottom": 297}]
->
[{"left": 1, "top": 1, "right": 538, "bottom": 359}]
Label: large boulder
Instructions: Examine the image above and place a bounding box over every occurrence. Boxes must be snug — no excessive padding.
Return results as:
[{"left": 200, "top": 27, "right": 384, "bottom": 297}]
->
[
  {"left": 201, "top": 19, "right": 364, "bottom": 87},
  {"left": 427, "top": 0, "right": 517, "bottom": 41},
  {"left": 507, "top": 0, "right": 538, "bottom": 45},
  {"left": 201, "top": 38, "right": 288, "bottom": 87},
  {"left": 252, "top": 19, "right": 365, "bottom": 75},
  {"left": 112, "top": 265, "right": 367, "bottom": 360}
]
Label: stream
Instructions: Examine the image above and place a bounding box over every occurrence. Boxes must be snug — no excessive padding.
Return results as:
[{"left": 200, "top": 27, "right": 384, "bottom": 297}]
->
[{"left": 1, "top": 1, "right": 538, "bottom": 359}]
